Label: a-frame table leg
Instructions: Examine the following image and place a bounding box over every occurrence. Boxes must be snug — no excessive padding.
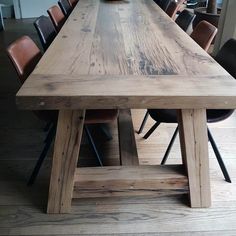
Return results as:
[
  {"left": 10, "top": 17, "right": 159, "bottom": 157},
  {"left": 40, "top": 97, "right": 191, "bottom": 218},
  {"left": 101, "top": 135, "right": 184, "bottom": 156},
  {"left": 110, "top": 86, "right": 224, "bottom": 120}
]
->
[
  {"left": 178, "top": 109, "right": 211, "bottom": 208},
  {"left": 47, "top": 109, "right": 85, "bottom": 213}
]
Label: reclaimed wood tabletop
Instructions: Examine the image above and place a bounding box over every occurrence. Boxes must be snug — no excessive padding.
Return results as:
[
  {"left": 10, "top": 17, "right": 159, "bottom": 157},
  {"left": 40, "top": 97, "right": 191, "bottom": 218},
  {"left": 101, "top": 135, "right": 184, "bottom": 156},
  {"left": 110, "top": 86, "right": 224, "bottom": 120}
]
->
[{"left": 16, "top": 0, "right": 236, "bottom": 214}]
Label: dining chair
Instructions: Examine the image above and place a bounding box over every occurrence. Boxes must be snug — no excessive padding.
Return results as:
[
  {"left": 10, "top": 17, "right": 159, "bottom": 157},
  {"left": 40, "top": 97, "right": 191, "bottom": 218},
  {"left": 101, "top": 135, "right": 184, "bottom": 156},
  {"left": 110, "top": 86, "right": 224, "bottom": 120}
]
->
[
  {"left": 175, "top": 9, "right": 195, "bottom": 31},
  {"left": 58, "top": 0, "right": 72, "bottom": 17},
  {"left": 6, "top": 36, "right": 57, "bottom": 185},
  {"left": 34, "top": 15, "right": 57, "bottom": 51},
  {"left": 166, "top": 0, "right": 184, "bottom": 19},
  {"left": 68, "top": 0, "right": 78, "bottom": 8},
  {"left": 190, "top": 20, "right": 218, "bottom": 51},
  {"left": 137, "top": 39, "right": 236, "bottom": 183},
  {"left": 7, "top": 36, "right": 118, "bottom": 185},
  {"left": 158, "top": 0, "right": 172, "bottom": 11},
  {"left": 187, "top": 0, "right": 207, "bottom": 9},
  {"left": 47, "top": 5, "right": 65, "bottom": 32}
]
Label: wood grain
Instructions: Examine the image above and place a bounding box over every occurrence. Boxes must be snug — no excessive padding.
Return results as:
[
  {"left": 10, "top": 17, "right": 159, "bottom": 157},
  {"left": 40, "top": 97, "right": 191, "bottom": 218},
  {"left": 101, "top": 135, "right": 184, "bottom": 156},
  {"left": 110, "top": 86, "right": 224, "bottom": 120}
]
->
[
  {"left": 118, "top": 109, "right": 139, "bottom": 166},
  {"left": 16, "top": 0, "right": 236, "bottom": 110},
  {"left": 32, "top": 0, "right": 227, "bottom": 77},
  {"left": 178, "top": 109, "right": 211, "bottom": 208},
  {"left": 16, "top": 74, "right": 236, "bottom": 110},
  {"left": 73, "top": 165, "right": 188, "bottom": 198},
  {"left": 47, "top": 110, "right": 85, "bottom": 214}
]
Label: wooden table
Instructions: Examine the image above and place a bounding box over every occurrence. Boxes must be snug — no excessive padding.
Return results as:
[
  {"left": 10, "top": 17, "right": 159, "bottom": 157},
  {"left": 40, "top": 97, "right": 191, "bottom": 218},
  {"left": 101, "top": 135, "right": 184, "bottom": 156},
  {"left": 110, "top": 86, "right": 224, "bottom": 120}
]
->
[{"left": 16, "top": 0, "right": 236, "bottom": 213}]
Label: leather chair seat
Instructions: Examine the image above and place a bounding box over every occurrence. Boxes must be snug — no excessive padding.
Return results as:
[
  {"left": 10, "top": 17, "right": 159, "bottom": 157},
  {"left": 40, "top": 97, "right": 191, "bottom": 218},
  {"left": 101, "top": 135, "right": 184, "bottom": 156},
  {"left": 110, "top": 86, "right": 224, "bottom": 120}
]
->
[{"left": 148, "top": 109, "right": 234, "bottom": 124}]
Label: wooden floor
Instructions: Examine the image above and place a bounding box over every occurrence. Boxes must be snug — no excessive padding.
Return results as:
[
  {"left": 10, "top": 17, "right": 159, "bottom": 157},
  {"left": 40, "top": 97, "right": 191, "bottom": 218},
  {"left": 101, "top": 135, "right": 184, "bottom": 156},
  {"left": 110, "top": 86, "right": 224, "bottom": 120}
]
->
[{"left": 0, "top": 19, "right": 236, "bottom": 236}]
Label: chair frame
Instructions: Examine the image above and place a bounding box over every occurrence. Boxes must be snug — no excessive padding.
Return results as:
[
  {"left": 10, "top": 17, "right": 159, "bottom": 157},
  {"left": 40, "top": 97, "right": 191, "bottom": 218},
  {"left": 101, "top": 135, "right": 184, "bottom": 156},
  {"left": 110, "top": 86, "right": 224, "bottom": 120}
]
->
[{"left": 138, "top": 111, "right": 232, "bottom": 183}]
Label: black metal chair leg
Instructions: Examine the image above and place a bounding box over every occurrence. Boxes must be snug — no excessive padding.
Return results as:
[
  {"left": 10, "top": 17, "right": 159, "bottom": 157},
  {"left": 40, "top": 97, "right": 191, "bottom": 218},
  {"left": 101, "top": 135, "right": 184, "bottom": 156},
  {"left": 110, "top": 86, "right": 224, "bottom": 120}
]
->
[
  {"left": 208, "top": 128, "right": 231, "bottom": 183},
  {"left": 137, "top": 111, "right": 149, "bottom": 134},
  {"left": 143, "top": 122, "right": 160, "bottom": 139},
  {"left": 28, "top": 123, "right": 56, "bottom": 186},
  {"left": 161, "top": 126, "right": 179, "bottom": 165},
  {"left": 99, "top": 124, "right": 113, "bottom": 141},
  {"left": 84, "top": 125, "right": 103, "bottom": 166},
  {"left": 44, "top": 121, "right": 52, "bottom": 132}
]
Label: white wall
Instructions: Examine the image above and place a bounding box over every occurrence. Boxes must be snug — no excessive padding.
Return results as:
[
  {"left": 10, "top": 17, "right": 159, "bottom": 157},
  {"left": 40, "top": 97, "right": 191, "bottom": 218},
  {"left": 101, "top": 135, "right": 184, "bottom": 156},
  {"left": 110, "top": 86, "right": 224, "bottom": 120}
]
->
[
  {"left": 19, "top": 0, "right": 58, "bottom": 18},
  {"left": 0, "top": 0, "right": 13, "bottom": 4}
]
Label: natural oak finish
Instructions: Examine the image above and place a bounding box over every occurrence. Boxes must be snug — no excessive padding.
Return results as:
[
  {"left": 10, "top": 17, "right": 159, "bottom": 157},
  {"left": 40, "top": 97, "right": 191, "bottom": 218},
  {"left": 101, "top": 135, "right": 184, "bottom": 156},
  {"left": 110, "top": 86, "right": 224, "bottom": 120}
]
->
[
  {"left": 47, "top": 110, "right": 85, "bottom": 213},
  {"left": 178, "top": 109, "right": 211, "bottom": 208},
  {"left": 15, "top": 0, "right": 236, "bottom": 213},
  {"left": 73, "top": 165, "right": 188, "bottom": 198},
  {"left": 17, "top": 74, "right": 236, "bottom": 110},
  {"left": 118, "top": 109, "right": 139, "bottom": 166}
]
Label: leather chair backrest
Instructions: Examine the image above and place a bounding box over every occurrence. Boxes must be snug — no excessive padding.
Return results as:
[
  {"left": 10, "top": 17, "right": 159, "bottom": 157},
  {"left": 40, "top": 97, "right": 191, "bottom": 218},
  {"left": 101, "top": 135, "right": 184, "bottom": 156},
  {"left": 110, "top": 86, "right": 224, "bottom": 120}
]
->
[
  {"left": 68, "top": 0, "right": 78, "bottom": 8},
  {"left": 34, "top": 15, "right": 57, "bottom": 51},
  {"left": 175, "top": 9, "right": 195, "bottom": 32},
  {"left": 159, "top": 0, "right": 171, "bottom": 11},
  {"left": 58, "top": 0, "right": 72, "bottom": 16},
  {"left": 215, "top": 38, "right": 236, "bottom": 79},
  {"left": 166, "top": 1, "right": 179, "bottom": 19},
  {"left": 47, "top": 5, "right": 65, "bottom": 32},
  {"left": 6, "top": 36, "right": 42, "bottom": 84},
  {"left": 153, "top": 0, "right": 161, "bottom": 5},
  {"left": 190, "top": 20, "right": 218, "bottom": 51}
]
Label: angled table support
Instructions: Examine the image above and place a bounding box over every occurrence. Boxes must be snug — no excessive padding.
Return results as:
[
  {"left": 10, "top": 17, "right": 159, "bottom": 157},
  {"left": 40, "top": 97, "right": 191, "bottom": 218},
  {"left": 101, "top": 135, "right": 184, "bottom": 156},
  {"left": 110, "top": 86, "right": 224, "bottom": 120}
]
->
[{"left": 47, "top": 110, "right": 85, "bottom": 214}]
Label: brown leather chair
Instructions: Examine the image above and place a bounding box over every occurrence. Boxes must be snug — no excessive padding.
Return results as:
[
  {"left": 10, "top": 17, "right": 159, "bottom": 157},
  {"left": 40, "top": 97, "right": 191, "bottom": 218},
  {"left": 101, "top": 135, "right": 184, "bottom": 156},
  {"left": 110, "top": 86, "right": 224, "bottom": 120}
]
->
[
  {"left": 68, "top": 0, "right": 78, "bottom": 8},
  {"left": 190, "top": 20, "right": 218, "bottom": 51},
  {"left": 6, "top": 36, "right": 42, "bottom": 84},
  {"left": 47, "top": 5, "right": 65, "bottom": 32},
  {"left": 7, "top": 36, "right": 118, "bottom": 185},
  {"left": 166, "top": 1, "right": 183, "bottom": 19}
]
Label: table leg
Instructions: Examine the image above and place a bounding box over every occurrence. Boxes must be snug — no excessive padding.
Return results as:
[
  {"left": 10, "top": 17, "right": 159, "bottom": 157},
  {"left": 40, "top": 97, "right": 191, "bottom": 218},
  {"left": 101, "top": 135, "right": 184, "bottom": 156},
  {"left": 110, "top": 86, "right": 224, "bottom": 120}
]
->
[
  {"left": 178, "top": 109, "right": 211, "bottom": 208},
  {"left": 118, "top": 109, "right": 139, "bottom": 166},
  {"left": 47, "top": 110, "right": 85, "bottom": 213}
]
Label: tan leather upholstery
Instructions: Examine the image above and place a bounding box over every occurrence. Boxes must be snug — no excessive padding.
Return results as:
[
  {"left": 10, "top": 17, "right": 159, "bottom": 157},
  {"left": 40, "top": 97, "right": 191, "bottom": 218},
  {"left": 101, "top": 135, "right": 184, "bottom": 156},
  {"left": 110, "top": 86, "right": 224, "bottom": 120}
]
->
[
  {"left": 166, "top": 1, "right": 179, "bottom": 19},
  {"left": 68, "top": 0, "right": 78, "bottom": 8},
  {"left": 47, "top": 5, "right": 65, "bottom": 32},
  {"left": 6, "top": 36, "right": 42, "bottom": 84},
  {"left": 190, "top": 20, "right": 218, "bottom": 51}
]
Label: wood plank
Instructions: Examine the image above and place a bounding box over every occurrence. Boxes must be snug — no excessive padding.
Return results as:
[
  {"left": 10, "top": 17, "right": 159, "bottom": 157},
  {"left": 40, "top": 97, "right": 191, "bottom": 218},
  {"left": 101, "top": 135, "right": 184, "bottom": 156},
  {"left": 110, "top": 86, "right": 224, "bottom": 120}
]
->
[
  {"left": 178, "top": 109, "right": 211, "bottom": 208},
  {"left": 16, "top": 0, "right": 236, "bottom": 112},
  {"left": 118, "top": 109, "right": 139, "bottom": 166},
  {"left": 47, "top": 110, "right": 85, "bottom": 214},
  {"left": 33, "top": 0, "right": 100, "bottom": 75},
  {"left": 2, "top": 202, "right": 236, "bottom": 235},
  {"left": 73, "top": 165, "right": 188, "bottom": 198},
  {"left": 16, "top": 74, "right": 236, "bottom": 110},
  {"left": 32, "top": 0, "right": 228, "bottom": 77}
]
